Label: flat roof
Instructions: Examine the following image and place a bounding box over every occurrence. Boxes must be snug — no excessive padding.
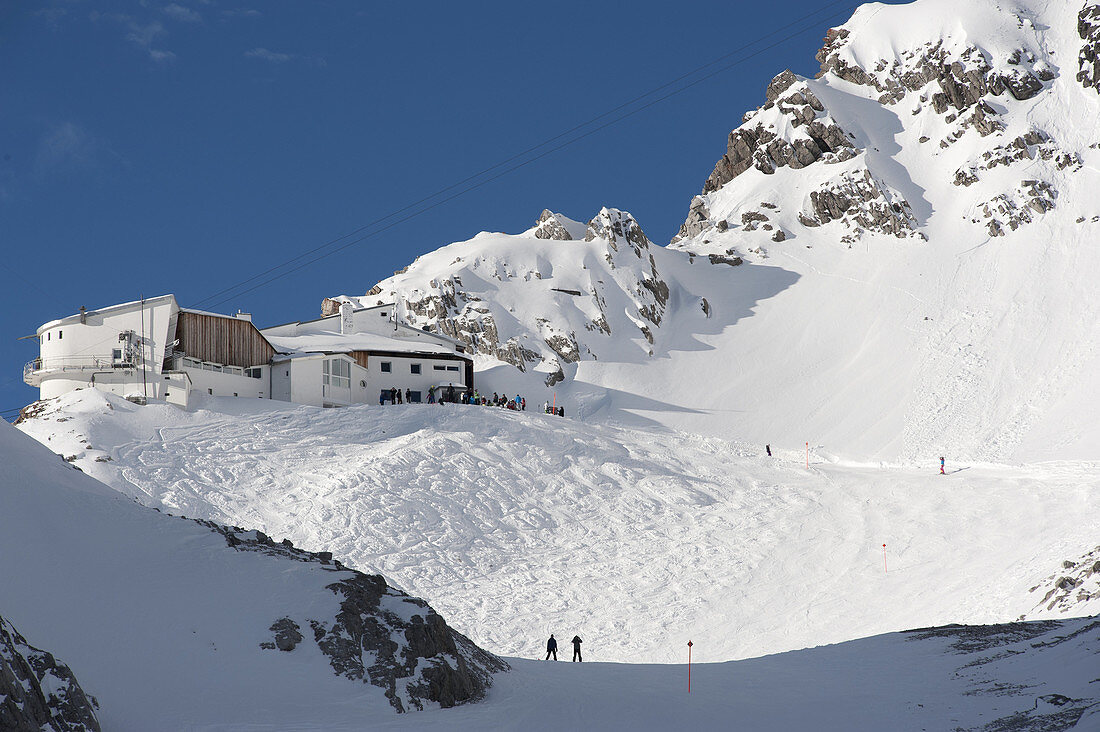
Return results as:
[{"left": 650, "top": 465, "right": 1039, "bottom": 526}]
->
[{"left": 37, "top": 294, "right": 177, "bottom": 334}]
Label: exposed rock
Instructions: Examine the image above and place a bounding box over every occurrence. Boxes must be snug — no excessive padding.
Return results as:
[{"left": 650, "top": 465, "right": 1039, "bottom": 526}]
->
[
  {"left": 765, "top": 69, "right": 799, "bottom": 103},
  {"left": 708, "top": 254, "right": 743, "bottom": 267},
  {"left": 803, "top": 168, "right": 919, "bottom": 240},
  {"left": 204, "top": 522, "right": 506, "bottom": 713},
  {"left": 673, "top": 196, "right": 711, "bottom": 242},
  {"left": 533, "top": 210, "right": 574, "bottom": 241},
  {"left": 977, "top": 180, "right": 1057, "bottom": 235},
  {"left": 1003, "top": 68, "right": 1044, "bottom": 100},
  {"left": 0, "top": 614, "right": 100, "bottom": 731},
  {"left": 1080, "top": 2, "right": 1100, "bottom": 92},
  {"left": 772, "top": 229, "right": 787, "bottom": 242},
  {"left": 1022, "top": 545, "right": 1100, "bottom": 617}
]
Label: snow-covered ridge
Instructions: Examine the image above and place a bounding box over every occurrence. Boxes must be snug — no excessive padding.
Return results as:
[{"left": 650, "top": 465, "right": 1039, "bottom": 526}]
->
[{"left": 345, "top": 206, "right": 683, "bottom": 386}]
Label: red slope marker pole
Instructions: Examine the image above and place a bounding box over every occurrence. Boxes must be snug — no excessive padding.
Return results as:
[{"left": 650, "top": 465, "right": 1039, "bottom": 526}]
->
[
  {"left": 687, "top": 640, "right": 693, "bottom": 693},
  {"left": 805, "top": 442, "right": 809, "bottom": 469},
  {"left": 883, "top": 543, "right": 888, "bottom": 573}
]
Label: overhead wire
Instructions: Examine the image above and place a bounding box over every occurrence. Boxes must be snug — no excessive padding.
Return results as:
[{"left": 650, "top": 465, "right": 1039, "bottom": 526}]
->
[
  {"left": 188, "top": 0, "right": 857, "bottom": 311},
  {"left": 4, "top": 1, "right": 857, "bottom": 415}
]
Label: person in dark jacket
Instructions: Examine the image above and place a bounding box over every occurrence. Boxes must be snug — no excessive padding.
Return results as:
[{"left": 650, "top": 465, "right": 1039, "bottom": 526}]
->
[
  {"left": 545, "top": 634, "right": 557, "bottom": 661},
  {"left": 571, "top": 635, "right": 582, "bottom": 662},
  {"left": 405, "top": 388, "right": 411, "bottom": 404}
]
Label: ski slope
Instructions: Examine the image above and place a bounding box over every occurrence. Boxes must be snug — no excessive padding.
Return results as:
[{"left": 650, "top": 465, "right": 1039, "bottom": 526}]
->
[{"left": 20, "top": 390, "right": 1100, "bottom": 666}]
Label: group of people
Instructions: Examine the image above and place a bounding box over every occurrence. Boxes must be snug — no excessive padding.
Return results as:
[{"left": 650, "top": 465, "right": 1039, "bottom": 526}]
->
[
  {"left": 544, "top": 634, "right": 583, "bottom": 662},
  {"left": 376, "top": 386, "right": 569, "bottom": 416},
  {"left": 471, "top": 391, "right": 526, "bottom": 410}
]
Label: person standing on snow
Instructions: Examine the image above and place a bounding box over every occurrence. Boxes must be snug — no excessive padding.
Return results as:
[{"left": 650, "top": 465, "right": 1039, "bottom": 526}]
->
[
  {"left": 940, "top": 456, "right": 945, "bottom": 475},
  {"left": 571, "top": 635, "right": 582, "bottom": 662},
  {"left": 766, "top": 444, "right": 772, "bottom": 457},
  {"left": 545, "top": 634, "right": 558, "bottom": 661}
]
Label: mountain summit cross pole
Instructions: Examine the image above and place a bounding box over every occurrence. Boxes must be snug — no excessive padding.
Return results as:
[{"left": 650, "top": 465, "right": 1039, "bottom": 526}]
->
[{"left": 687, "top": 640, "right": 692, "bottom": 692}]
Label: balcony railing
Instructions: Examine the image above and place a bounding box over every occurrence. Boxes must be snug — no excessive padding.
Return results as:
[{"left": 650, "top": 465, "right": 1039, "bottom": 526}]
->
[{"left": 23, "top": 355, "right": 136, "bottom": 385}]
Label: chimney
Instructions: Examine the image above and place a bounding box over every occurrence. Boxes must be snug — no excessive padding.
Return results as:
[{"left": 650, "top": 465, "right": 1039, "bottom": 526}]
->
[{"left": 340, "top": 302, "right": 354, "bottom": 335}]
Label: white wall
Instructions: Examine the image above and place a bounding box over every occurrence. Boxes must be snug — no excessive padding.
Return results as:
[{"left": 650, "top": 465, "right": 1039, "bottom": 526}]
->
[
  {"left": 34, "top": 296, "right": 176, "bottom": 400},
  {"left": 362, "top": 353, "right": 465, "bottom": 404},
  {"left": 182, "top": 365, "right": 269, "bottom": 400}
]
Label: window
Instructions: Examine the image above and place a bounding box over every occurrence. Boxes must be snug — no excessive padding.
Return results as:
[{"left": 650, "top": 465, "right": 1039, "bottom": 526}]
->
[
  {"left": 324, "top": 358, "right": 350, "bottom": 388},
  {"left": 446, "top": 365, "right": 459, "bottom": 372},
  {"left": 47, "top": 332, "right": 50, "bottom": 341},
  {"left": 246, "top": 367, "right": 262, "bottom": 379},
  {"left": 410, "top": 363, "right": 421, "bottom": 374},
  {"left": 434, "top": 365, "right": 446, "bottom": 371},
  {"left": 58, "top": 330, "right": 62, "bottom": 339},
  {"left": 208, "top": 388, "right": 213, "bottom": 395},
  {"left": 380, "top": 361, "right": 392, "bottom": 373},
  {"left": 380, "top": 311, "right": 388, "bottom": 317},
  {"left": 112, "top": 348, "right": 123, "bottom": 361},
  {"left": 409, "top": 390, "right": 422, "bottom": 403}
]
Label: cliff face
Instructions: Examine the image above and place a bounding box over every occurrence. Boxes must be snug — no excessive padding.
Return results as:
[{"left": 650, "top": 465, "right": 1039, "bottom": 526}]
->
[
  {"left": 670, "top": 0, "right": 1098, "bottom": 253},
  {"left": 0, "top": 614, "right": 100, "bottom": 732}
]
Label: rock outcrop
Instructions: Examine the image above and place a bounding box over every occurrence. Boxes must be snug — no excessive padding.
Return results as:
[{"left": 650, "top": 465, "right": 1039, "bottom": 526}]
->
[
  {"left": 207, "top": 521, "right": 507, "bottom": 713},
  {"left": 1079, "top": 1, "right": 1100, "bottom": 93},
  {"left": 1021, "top": 545, "right": 1100, "bottom": 618},
  {"left": 0, "top": 614, "right": 100, "bottom": 732}
]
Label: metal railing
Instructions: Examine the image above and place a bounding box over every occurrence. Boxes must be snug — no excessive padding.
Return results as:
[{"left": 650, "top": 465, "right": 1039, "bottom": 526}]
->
[{"left": 23, "top": 355, "right": 136, "bottom": 382}]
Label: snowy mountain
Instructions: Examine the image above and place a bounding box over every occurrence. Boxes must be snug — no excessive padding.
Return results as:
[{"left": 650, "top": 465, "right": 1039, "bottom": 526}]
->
[
  {"left": 0, "top": 415, "right": 504, "bottom": 729},
  {"left": 342, "top": 0, "right": 1100, "bottom": 463}
]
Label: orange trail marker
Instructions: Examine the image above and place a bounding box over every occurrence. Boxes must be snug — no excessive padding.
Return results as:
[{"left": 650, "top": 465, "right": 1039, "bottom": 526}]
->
[{"left": 883, "top": 543, "right": 888, "bottom": 573}]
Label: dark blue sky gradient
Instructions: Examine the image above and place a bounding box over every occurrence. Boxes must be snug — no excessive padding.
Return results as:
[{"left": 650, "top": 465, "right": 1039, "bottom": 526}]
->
[{"left": 0, "top": 0, "right": 904, "bottom": 413}]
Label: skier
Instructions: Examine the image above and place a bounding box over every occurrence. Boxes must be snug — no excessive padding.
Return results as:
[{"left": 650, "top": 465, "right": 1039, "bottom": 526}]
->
[
  {"left": 395, "top": 388, "right": 402, "bottom": 405},
  {"left": 521, "top": 397, "right": 526, "bottom": 411},
  {"left": 544, "top": 401, "right": 550, "bottom": 414},
  {"left": 940, "top": 456, "right": 945, "bottom": 475},
  {"left": 545, "top": 634, "right": 558, "bottom": 661},
  {"left": 766, "top": 444, "right": 772, "bottom": 457},
  {"left": 571, "top": 635, "right": 582, "bottom": 662}
]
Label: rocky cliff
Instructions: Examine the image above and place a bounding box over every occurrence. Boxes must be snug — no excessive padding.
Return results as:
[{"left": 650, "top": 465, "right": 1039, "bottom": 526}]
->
[{"left": 0, "top": 614, "right": 100, "bottom": 732}]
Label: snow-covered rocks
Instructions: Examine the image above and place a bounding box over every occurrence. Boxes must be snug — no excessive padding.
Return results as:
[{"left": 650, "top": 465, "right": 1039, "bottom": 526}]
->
[
  {"left": 0, "top": 615, "right": 100, "bottom": 732},
  {"left": 1024, "top": 545, "right": 1100, "bottom": 618},
  {"left": 1078, "top": 1, "right": 1100, "bottom": 92},
  {"left": 346, "top": 206, "right": 679, "bottom": 385}
]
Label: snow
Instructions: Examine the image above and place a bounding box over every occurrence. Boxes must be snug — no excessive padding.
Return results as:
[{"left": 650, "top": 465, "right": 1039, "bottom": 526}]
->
[
  {"left": 19, "top": 391, "right": 1100, "bottom": 668},
  {"left": 347, "top": 0, "right": 1100, "bottom": 465},
  {"left": 0, "top": 417, "right": 395, "bottom": 730},
  {"left": 265, "top": 328, "right": 456, "bottom": 356},
  {"left": 7, "top": 0, "right": 1100, "bottom": 728}
]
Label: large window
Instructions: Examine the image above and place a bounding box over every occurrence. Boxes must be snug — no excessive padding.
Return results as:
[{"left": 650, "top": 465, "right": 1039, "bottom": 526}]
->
[
  {"left": 411, "top": 363, "right": 421, "bottom": 374},
  {"left": 323, "top": 358, "right": 350, "bottom": 388},
  {"left": 380, "top": 361, "right": 392, "bottom": 373}
]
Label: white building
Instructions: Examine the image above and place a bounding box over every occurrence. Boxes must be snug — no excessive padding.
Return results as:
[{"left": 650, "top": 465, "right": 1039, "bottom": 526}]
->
[
  {"left": 23, "top": 295, "right": 472, "bottom": 409},
  {"left": 261, "top": 301, "right": 471, "bottom": 407}
]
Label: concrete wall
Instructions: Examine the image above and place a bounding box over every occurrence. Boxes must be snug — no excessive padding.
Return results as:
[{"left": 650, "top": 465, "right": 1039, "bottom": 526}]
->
[
  {"left": 35, "top": 297, "right": 176, "bottom": 400},
  {"left": 182, "top": 365, "right": 269, "bottom": 400}
]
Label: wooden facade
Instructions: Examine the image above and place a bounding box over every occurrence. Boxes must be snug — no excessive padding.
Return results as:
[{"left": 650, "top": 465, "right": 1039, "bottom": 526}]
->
[{"left": 175, "top": 311, "right": 275, "bottom": 368}]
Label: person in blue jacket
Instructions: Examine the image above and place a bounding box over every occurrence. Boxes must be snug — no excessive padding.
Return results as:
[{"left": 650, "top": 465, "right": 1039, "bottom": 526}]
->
[{"left": 545, "top": 634, "right": 558, "bottom": 661}]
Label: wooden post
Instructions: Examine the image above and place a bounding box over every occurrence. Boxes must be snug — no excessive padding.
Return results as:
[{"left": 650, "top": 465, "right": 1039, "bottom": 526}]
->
[{"left": 687, "top": 640, "right": 693, "bottom": 693}]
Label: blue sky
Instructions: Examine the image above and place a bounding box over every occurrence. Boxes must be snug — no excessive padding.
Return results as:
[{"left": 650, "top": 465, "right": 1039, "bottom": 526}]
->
[{"left": 0, "top": 0, "right": 899, "bottom": 414}]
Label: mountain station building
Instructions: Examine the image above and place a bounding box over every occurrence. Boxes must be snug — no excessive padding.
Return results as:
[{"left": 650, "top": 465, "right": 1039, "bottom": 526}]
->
[{"left": 22, "top": 295, "right": 472, "bottom": 409}]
